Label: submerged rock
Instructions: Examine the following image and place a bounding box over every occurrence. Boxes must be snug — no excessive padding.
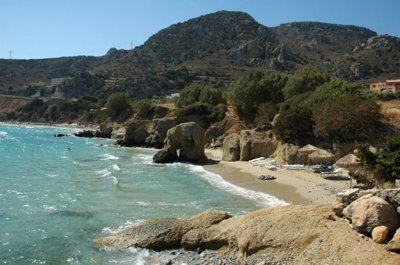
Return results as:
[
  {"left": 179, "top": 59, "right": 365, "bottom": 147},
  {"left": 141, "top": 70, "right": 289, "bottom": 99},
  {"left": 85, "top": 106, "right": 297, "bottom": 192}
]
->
[{"left": 49, "top": 210, "right": 94, "bottom": 218}]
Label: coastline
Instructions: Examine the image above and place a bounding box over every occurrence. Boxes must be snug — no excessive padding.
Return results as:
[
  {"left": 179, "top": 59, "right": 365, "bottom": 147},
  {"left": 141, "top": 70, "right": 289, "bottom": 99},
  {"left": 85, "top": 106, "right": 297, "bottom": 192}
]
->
[
  {"left": 204, "top": 148, "right": 351, "bottom": 205},
  {"left": 0, "top": 121, "right": 99, "bottom": 131}
]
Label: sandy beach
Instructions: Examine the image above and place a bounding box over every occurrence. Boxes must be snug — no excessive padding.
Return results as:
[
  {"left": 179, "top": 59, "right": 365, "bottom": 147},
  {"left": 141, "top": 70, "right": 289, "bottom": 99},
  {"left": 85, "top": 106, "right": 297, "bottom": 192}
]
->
[{"left": 204, "top": 148, "right": 352, "bottom": 205}]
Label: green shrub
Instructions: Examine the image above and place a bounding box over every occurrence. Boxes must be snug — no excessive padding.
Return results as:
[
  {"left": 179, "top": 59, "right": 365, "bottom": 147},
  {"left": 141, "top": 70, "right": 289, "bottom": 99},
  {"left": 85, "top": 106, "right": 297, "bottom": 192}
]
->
[
  {"left": 273, "top": 106, "right": 314, "bottom": 144},
  {"left": 176, "top": 85, "right": 225, "bottom": 108},
  {"left": 105, "top": 93, "right": 132, "bottom": 120},
  {"left": 176, "top": 102, "right": 211, "bottom": 117},
  {"left": 283, "top": 66, "right": 330, "bottom": 100},
  {"left": 313, "top": 95, "right": 381, "bottom": 143},
  {"left": 228, "top": 71, "right": 287, "bottom": 120},
  {"left": 254, "top": 102, "right": 279, "bottom": 125}
]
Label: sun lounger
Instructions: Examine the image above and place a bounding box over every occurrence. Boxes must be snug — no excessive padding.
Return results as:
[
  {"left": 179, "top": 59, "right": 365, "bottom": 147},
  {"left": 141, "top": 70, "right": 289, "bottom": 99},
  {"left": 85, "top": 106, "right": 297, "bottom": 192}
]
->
[
  {"left": 251, "top": 159, "right": 267, "bottom": 166},
  {"left": 283, "top": 164, "right": 305, "bottom": 170},
  {"left": 248, "top": 157, "right": 265, "bottom": 163},
  {"left": 321, "top": 168, "right": 344, "bottom": 178}
]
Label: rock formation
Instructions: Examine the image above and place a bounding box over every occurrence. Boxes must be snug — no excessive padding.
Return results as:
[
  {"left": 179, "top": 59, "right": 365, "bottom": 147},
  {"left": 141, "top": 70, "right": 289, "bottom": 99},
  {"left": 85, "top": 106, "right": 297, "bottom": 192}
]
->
[
  {"left": 153, "top": 122, "right": 207, "bottom": 163},
  {"left": 97, "top": 204, "right": 400, "bottom": 264},
  {"left": 145, "top": 118, "right": 177, "bottom": 148},
  {"left": 117, "top": 120, "right": 152, "bottom": 147},
  {"left": 221, "top": 129, "right": 279, "bottom": 161},
  {"left": 343, "top": 195, "right": 399, "bottom": 233},
  {"left": 221, "top": 133, "right": 240, "bottom": 161}
]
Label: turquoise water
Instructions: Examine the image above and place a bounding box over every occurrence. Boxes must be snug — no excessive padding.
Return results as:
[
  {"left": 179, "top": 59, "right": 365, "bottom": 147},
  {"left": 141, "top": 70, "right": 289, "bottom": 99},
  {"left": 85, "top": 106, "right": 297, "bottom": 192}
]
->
[{"left": 0, "top": 125, "right": 285, "bottom": 264}]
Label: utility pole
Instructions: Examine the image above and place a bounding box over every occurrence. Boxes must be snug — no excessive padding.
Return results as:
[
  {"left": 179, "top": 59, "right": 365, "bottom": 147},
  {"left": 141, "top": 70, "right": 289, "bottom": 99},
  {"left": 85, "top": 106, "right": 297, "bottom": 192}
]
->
[
  {"left": 131, "top": 41, "right": 133, "bottom": 50},
  {"left": 9, "top": 50, "right": 12, "bottom": 59}
]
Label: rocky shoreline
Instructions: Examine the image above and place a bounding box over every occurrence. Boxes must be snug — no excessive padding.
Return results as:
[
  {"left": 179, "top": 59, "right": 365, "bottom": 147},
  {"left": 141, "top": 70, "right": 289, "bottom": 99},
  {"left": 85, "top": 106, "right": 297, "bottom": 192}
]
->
[{"left": 97, "top": 203, "right": 400, "bottom": 265}]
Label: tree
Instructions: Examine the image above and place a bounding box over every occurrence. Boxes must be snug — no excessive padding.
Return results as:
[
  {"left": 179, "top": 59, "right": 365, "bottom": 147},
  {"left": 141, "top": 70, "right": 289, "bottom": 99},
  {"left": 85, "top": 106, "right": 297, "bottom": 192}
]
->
[
  {"left": 313, "top": 95, "right": 381, "bottom": 143},
  {"left": 273, "top": 106, "right": 314, "bottom": 145},
  {"left": 375, "top": 135, "right": 400, "bottom": 181},
  {"left": 304, "top": 79, "right": 365, "bottom": 107},
  {"left": 229, "top": 70, "right": 287, "bottom": 120},
  {"left": 176, "top": 85, "right": 225, "bottom": 108},
  {"left": 283, "top": 66, "right": 330, "bottom": 100},
  {"left": 105, "top": 93, "right": 132, "bottom": 120}
]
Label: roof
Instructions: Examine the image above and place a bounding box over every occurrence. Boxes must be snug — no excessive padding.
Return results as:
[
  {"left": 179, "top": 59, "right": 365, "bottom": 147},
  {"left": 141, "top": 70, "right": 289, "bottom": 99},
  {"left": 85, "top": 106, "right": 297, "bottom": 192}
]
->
[
  {"left": 308, "top": 149, "right": 335, "bottom": 161},
  {"left": 336, "top": 154, "right": 360, "bottom": 168},
  {"left": 386, "top": 79, "right": 400, "bottom": 83},
  {"left": 298, "top": 144, "right": 320, "bottom": 154}
]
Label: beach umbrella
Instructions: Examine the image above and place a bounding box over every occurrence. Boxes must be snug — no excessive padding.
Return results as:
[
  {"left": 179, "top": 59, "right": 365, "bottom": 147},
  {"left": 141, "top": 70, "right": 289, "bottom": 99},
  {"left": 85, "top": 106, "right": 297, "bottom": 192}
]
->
[
  {"left": 335, "top": 154, "right": 360, "bottom": 168},
  {"left": 298, "top": 144, "right": 320, "bottom": 154},
  {"left": 308, "top": 149, "right": 335, "bottom": 164}
]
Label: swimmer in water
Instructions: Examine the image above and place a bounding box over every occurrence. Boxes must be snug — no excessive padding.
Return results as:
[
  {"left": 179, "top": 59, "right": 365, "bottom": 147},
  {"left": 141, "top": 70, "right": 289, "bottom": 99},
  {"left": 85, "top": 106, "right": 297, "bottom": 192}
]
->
[{"left": 67, "top": 147, "right": 71, "bottom": 151}]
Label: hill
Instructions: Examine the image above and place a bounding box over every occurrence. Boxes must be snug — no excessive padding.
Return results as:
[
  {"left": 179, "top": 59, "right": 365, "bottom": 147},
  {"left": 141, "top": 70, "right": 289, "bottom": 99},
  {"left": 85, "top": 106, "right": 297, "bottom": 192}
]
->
[{"left": 1, "top": 11, "right": 399, "bottom": 99}]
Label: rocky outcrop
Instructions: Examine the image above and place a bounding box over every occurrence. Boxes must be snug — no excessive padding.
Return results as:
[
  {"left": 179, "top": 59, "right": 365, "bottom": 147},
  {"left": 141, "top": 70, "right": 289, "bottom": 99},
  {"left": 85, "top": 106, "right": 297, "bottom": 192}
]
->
[
  {"left": 145, "top": 118, "right": 177, "bottom": 148},
  {"left": 239, "top": 130, "right": 277, "bottom": 161},
  {"left": 333, "top": 188, "right": 400, "bottom": 252},
  {"left": 118, "top": 120, "right": 152, "bottom": 147},
  {"left": 221, "top": 129, "right": 278, "bottom": 161},
  {"left": 97, "top": 205, "right": 400, "bottom": 264},
  {"left": 153, "top": 122, "right": 207, "bottom": 163},
  {"left": 343, "top": 195, "right": 399, "bottom": 233},
  {"left": 221, "top": 133, "right": 240, "bottom": 161},
  {"left": 271, "top": 141, "right": 300, "bottom": 164},
  {"left": 96, "top": 209, "right": 231, "bottom": 250}
]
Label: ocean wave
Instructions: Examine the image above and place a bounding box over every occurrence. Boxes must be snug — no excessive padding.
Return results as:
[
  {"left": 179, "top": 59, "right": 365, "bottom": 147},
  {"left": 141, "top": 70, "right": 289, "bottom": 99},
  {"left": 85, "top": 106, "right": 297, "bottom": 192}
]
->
[
  {"left": 99, "top": 154, "right": 119, "bottom": 160},
  {"left": 111, "top": 164, "right": 121, "bottom": 171},
  {"left": 0, "top": 131, "right": 8, "bottom": 137},
  {"left": 97, "top": 169, "right": 112, "bottom": 177},
  {"left": 101, "top": 220, "right": 139, "bottom": 235},
  {"left": 188, "top": 165, "right": 288, "bottom": 207},
  {"left": 112, "top": 176, "right": 119, "bottom": 186}
]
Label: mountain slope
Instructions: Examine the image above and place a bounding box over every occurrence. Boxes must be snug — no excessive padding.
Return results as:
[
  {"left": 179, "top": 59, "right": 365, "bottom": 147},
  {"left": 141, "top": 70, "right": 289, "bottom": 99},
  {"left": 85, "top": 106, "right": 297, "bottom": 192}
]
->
[{"left": 1, "top": 11, "right": 399, "bottom": 96}]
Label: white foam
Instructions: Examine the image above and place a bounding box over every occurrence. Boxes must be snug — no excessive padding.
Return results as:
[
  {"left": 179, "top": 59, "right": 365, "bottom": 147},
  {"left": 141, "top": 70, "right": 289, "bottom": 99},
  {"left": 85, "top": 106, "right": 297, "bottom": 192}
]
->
[
  {"left": 97, "top": 169, "right": 112, "bottom": 177},
  {"left": 0, "top": 131, "right": 8, "bottom": 137},
  {"left": 112, "top": 176, "right": 119, "bottom": 186},
  {"left": 99, "top": 154, "right": 119, "bottom": 160},
  {"left": 111, "top": 164, "right": 121, "bottom": 171},
  {"left": 188, "top": 164, "right": 288, "bottom": 207}
]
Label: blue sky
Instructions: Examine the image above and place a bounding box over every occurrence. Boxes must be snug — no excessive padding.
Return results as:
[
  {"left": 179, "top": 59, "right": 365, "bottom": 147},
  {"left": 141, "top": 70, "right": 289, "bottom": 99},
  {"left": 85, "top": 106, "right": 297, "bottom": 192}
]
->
[{"left": 1, "top": 0, "right": 399, "bottom": 59}]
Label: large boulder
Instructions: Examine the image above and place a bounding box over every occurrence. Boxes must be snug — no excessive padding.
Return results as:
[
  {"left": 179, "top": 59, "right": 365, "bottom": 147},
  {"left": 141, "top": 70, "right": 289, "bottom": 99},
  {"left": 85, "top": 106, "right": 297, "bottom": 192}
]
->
[
  {"left": 221, "top": 130, "right": 278, "bottom": 162},
  {"left": 97, "top": 205, "right": 400, "bottom": 264},
  {"left": 343, "top": 195, "right": 400, "bottom": 233},
  {"left": 145, "top": 118, "right": 178, "bottom": 148},
  {"left": 271, "top": 142, "right": 300, "bottom": 164},
  {"left": 239, "top": 130, "right": 277, "bottom": 161},
  {"left": 94, "top": 124, "right": 113, "bottom": 138},
  {"left": 153, "top": 122, "right": 207, "bottom": 163},
  {"left": 118, "top": 120, "right": 152, "bottom": 147},
  {"left": 96, "top": 210, "right": 231, "bottom": 250},
  {"left": 222, "top": 133, "right": 240, "bottom": 161}
]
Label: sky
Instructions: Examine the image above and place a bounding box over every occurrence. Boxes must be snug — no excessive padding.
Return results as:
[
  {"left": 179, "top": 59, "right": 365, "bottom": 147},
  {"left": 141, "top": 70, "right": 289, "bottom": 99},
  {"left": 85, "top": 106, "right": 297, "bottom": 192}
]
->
[{"left": 1, "top": 0, "right": 400, "bottom": 59}]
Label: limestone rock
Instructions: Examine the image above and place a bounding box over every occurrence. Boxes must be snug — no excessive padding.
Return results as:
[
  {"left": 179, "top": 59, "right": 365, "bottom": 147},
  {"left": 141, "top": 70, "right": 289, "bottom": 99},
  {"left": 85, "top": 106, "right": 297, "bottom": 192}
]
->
[
  {"left": 343, "top": 195, "right": 400, "bottom": 233},
  {"left": 97, "top": 205, "right": 400, "bottom": 264},
  {"left": 153, "top": 122, "right": 207, "bottom": 163},
  {"left": 239, "top": 130, "right": 277, "bottom": 161},
  {"left": 372, "top": 226, "right": 389, "bottom": 244},
  {"left": 222, "top": 133, "right": 240, "bottom": 161},
  {"left": 145, "top": 118, "right": 178, "bottom": 148},
  {"left": 333, "top": 188, "right": 361, "bottom": 216},
  {"left": 271, "top": 141, "right": 299, "bottom": 164},
  {"left": 386, "top": 228, "right": 400, "bottom": 252},
  {"left": 96, "top": 209, "right": 231, "bottom": 250},
  {"left": 118, "top": 120, "right": 152, "bottom": 147},
  {"left": 94, "top": 124, "right": 112, "bottom": 138}
]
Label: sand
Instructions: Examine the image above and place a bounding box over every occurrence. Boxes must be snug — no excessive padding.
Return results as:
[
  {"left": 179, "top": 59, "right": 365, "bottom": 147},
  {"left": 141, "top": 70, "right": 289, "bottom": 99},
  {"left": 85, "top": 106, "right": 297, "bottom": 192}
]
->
[{"left": 204, "top": 148, "right": 352, "bottom": 205}]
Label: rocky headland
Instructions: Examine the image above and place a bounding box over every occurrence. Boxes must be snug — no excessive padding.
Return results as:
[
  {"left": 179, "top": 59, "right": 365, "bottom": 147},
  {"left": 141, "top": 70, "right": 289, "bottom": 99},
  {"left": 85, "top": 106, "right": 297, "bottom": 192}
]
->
[{"left": 97, "top": 189, "right": 400, "bottom": 264}]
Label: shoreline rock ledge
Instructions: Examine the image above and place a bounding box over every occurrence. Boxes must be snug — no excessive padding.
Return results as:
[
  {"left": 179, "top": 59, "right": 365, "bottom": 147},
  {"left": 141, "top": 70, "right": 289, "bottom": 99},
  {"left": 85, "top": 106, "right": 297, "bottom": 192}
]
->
[
  {"left": 96, "top": 205, "right": 399, "bottom": 264},
  {"left": 153, "top": 122, "right": 207, "bottom": 163}
]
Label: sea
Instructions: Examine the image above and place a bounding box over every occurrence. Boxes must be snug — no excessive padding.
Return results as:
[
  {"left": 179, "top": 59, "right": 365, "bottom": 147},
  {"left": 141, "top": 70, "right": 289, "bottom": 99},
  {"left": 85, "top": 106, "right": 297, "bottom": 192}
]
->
[{"left": 0, "top": 124, "right": 286, "bottom": 264}]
